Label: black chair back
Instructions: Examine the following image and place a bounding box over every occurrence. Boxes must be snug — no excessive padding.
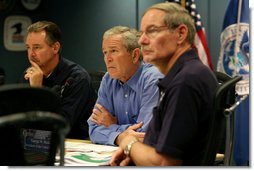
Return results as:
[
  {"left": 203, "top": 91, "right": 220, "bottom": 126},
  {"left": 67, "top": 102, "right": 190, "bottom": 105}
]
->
[
  {"left": 200, "top": 72, "right": 242, "bottom": 165},
  {"left": 0, "top": 67, "right": 5, "bottom": 85},
  {"left": 0, "top": 84, "right": 69, "bottom": 166},
  {"left": 0, "top": 111, "right": 69, "bottom": 166},
  {"left": 0, "top": 84, "right": 61, "bottom": 115},
  {"left": 89, "top": 71, "right": 105, "bottom": 93}
]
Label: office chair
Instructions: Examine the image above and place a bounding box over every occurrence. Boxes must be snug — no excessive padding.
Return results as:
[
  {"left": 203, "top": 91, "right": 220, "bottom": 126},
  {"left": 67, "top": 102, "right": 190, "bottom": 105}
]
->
[
  {"left": 89, "top": 71, "right": 105, "bottom": 93},
  {"left": 0, "top": 111, "right": 69, "bottom": 166},
  {"left": 0, "top": 67, "right": 5, "bottom": 85},
  {"left": 200, "top": 71, "right": 242, "bottom": 166},
  {"left": 0, "top": 84, "right": 70, "bottom": 166},
  {"left": 0, "top": 84, "right": 61, "bottom": 115}
]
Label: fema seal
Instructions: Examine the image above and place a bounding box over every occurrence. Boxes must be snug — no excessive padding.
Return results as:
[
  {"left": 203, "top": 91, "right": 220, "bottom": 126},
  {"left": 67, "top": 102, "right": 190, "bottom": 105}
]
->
[{"left": 217, "top": 23, "right": 249, "bottom": 95}]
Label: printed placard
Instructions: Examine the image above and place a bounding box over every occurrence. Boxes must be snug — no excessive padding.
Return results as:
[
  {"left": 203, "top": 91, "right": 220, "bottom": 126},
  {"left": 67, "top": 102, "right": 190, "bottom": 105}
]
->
[
  {"left": 4, "top": 15, "right": 32, "bottom": 51},
  {"left": 22, "top": 128, "right": 51, "bottom": 153}
]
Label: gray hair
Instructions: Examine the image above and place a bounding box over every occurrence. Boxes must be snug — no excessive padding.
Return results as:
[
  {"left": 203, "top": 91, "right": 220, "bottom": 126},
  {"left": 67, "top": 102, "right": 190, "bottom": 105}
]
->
[
  {"left": 103, "top": 26, "right": 140, "bottom": 53},
  {"left": 144, "top": 2, "right": 196, "bottom": 45}
]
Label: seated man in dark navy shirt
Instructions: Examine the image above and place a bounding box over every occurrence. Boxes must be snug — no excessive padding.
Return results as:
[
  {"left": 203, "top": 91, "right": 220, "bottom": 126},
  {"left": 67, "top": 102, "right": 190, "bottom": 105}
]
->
[
  {"left": 21, "top": 21, "right": 97, "bottom": 139},
  {"left": 110, "top": 2, "right": 218, "bottom": 166}
]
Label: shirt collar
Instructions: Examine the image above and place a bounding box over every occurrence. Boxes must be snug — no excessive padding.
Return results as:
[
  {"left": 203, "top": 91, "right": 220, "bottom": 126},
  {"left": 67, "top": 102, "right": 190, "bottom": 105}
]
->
[
  {"left": 158, "top": 48, "right": 198, "bottom": 90},
  {"left": 118, "top": 62, "right": 144, "bottom": 92}
]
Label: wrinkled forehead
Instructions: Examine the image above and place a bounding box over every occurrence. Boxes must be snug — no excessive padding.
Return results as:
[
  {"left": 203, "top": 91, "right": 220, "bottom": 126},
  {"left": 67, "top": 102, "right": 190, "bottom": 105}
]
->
[
  {"left": 102, "top": 35, "right": 125, "bottom": 49},
  {"left": 26, "top": 31, "right": 47, "bottom": 44},
  {"left": 140, "top": 9, "right": 166, "bottom": 30}
]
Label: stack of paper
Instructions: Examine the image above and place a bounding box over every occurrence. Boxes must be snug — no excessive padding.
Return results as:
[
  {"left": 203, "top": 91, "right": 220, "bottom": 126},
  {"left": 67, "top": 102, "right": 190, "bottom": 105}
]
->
[{"left": 63, "top": 140, "right": 118, "bottom": 166}]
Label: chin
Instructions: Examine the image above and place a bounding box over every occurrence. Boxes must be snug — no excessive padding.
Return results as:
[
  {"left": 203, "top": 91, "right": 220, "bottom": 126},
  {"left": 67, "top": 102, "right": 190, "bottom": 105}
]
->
[
  {"left": 143, "top": 56, "right": 154, "bottom": 64},
  {"left": 108, "top": 73, "right": 118, "bottom": 79}
]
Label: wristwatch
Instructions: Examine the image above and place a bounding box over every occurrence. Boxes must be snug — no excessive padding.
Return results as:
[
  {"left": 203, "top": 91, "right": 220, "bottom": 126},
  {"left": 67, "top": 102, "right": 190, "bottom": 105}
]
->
[{"left": 124, "top": 139, "right": 138, "bottom": 156}]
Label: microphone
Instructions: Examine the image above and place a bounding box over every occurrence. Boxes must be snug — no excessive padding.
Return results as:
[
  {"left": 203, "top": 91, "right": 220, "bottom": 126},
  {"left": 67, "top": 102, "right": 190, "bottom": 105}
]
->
[{"left": 60, "top": 77, "right": 74, "bottom": 97}]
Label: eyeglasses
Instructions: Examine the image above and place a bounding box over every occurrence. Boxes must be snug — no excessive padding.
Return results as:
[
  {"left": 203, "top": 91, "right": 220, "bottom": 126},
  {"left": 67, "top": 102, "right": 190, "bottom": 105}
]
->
[{"left": 138, "top": 26, "right": 169, "bottom": 39}]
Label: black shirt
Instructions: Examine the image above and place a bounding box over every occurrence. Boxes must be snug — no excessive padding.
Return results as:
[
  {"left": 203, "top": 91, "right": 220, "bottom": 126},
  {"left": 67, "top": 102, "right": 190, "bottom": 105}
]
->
[
  {"left": 21, "top": 57, "right": 97, "bottom": 139},
  {"left": 144, "top": 49, "right": 218, "bottom": 165}
]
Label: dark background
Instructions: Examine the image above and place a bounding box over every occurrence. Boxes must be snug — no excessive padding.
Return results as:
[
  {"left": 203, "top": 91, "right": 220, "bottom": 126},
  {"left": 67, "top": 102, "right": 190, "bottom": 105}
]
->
[{"left": 0, "top": 0, "right": 228, "bottom": 84}]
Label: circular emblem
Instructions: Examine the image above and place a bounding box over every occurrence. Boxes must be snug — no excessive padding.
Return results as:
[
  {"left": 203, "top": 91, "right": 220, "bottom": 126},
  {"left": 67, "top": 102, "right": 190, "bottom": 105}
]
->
[
  {"left": 21, "top": 0, "right": 41, "bottom": 11},
  {"left": 218, "top": 23, "right": 249, "bottom": 95},
  {"left": 218, "top": 24, "right": 249, "bottom": 77}
]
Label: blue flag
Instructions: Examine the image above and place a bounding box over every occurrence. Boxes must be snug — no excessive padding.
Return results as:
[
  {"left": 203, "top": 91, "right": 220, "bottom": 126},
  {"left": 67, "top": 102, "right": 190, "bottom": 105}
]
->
[{"left": 217, "top": 0, "right": 249, "bottom": 166}]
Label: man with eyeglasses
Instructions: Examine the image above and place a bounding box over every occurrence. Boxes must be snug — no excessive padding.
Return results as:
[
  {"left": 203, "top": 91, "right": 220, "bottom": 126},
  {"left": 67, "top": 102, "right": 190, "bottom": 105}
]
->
[{"left": 110, "top": 2, "right": 218, "bottom": 166}]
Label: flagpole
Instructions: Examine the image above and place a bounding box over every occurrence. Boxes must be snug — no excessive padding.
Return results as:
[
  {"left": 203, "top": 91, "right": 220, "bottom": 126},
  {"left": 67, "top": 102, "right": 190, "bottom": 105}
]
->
[
  {"left": 233, "top": 0, "right": 242, "bottom": 76},
  {"left": 135, "top": 0, "right": 139, "bottom": 30},
  {"left": 227, "top": 1, "right": 243, "bottom": 164},
  {"left": 181, "top": 0, "right": 186, "bottom": 8}
]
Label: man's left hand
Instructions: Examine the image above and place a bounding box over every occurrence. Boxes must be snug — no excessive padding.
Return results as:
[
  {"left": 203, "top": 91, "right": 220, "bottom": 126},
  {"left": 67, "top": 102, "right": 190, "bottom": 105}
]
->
[{"left": 91, "top": 103, "right": 117, "bottom": 127}]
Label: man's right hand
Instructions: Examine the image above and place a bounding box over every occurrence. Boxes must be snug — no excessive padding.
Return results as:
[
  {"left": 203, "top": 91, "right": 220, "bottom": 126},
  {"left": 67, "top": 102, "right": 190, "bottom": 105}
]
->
[
  {"left": 24, "top": 60, "right": 43, "bottom": 87},
  {"left": 115, "top": 122, "right": 145, "bottom": 145}
]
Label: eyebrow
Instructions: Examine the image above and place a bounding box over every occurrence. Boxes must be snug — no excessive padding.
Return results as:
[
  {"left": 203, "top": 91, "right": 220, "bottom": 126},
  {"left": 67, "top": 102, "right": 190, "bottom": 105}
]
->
[{"left": 140, "top": 24, "right": 162, "bottom": 31}]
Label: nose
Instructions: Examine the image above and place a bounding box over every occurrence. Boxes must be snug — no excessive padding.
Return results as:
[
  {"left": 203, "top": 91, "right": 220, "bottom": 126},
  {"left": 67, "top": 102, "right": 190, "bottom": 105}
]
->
[
  {"left": 28, "top": 49, "right": 36, "bottom": 59},
  {"left": 138, "top": 33, "right": 149, "bottom": 45},
  {"left": 104, "top": 54, "right": 113, "bottom": 63},
  {"left": 28, "top": 48, "right": 36, "bottom": 56}
]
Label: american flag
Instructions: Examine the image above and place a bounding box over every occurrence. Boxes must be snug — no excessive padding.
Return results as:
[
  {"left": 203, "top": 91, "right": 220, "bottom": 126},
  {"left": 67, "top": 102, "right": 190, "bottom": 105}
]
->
[{"left": 166, "top": 0, "right": 213, "bottom": 69}]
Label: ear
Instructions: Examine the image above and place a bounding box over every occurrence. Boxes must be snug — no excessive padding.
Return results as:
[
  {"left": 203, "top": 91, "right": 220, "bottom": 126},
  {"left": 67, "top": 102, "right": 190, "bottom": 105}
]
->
[
  {"left": 176, "top": 24, "right": 188, "bottom": 45},
  {"left": 131, "top": 48, "right": 141, "bottom": 63},
  {"left": 52, "top": 42, "right": 61, "bottom": 54}
]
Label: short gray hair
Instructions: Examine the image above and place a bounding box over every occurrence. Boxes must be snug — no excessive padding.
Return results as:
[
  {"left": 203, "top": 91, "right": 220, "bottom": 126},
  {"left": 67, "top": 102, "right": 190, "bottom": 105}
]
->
[
  {"left": 144, "top": 2, "right": 196, "bottom": 45},
  {"left": 103, "top": 26, "right": 140, "bottom": 53}
]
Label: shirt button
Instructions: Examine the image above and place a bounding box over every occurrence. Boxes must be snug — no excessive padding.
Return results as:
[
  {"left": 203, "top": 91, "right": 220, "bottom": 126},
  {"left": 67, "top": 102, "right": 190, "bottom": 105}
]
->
[
  {"left": 125, "top": 94, "right": 128, "bottom": 98},
  {"left": 125, "top": 112, "right": 128, "bottom": 115}
]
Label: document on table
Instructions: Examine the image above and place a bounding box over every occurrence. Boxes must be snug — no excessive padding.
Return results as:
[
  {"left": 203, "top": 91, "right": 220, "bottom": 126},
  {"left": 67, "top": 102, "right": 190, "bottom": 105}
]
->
[{"left": 62, "top": 140, "right": 118, "bottom": 166}]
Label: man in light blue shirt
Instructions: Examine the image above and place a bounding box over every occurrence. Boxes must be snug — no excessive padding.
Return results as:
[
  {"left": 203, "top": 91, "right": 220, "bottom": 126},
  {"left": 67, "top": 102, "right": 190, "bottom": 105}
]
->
[{"left": 87, "top": 26, "right": 163, "bottom": 146}]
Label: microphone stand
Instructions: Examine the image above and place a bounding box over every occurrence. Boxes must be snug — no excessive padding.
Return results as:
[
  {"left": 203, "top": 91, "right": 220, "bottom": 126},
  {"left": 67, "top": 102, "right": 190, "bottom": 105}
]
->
[{"left": 223, "top": 94, "right": 249, "bottom": 166}]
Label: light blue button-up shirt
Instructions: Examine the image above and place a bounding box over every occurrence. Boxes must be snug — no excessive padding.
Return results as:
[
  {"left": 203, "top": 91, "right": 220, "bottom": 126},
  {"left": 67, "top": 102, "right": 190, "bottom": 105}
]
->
[{"left": 87, "top": 63, "right": 163, "bottom": 146}]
